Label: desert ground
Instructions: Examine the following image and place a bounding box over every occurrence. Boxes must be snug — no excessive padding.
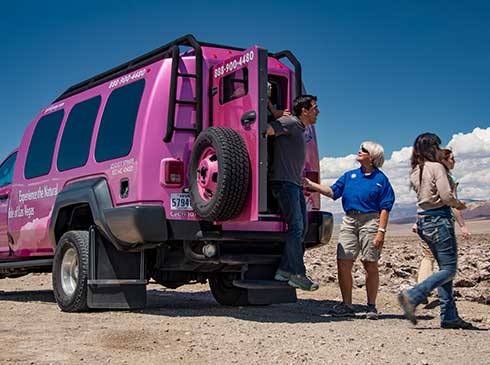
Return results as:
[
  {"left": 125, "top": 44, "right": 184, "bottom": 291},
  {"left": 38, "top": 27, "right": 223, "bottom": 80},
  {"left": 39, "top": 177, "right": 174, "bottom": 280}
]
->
[{"left": 1, "top": 228, "right": 489, "bottom": 364}]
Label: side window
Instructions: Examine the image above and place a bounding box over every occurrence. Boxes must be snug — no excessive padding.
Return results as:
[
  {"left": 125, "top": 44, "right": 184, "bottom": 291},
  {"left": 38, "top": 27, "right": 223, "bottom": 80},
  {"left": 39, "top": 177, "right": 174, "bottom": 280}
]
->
[
  {"left": 220, "top": 68, "right": 248, "bottom": 104},
  {"left": 268, "top": 75, "right": 288, "bottom": 112},
  {"left": 25, "top": 110, "right": 64, "bottom": 179},
  {"left": 95, "top": 80, "right": 145, "bottom": 162},
  {"left": 57, "top": 96, "right": 101, "bottom": 171},
  {"left": 0, "top": 153, "right": 17, "bottom": 188}
]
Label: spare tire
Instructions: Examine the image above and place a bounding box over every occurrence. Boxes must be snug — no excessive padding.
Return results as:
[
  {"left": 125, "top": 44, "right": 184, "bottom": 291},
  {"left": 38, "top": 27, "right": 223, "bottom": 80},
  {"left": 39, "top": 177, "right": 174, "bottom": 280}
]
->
[{"left": 188, "top": 127, "right": 250, "bottom": 221}]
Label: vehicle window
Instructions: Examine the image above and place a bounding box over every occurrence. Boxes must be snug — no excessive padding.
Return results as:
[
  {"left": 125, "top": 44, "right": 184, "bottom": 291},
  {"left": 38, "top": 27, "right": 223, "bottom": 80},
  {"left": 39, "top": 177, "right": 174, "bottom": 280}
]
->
[
  {"left": 0, "top": 152, "right": 17, "bottom": 188},
  {"left": 95, "top": 80, "right": 145, "bottom": 162},
  {"left": 220, "top": 68, "right": 248, "bottom": 104},
  {"left": 57, "top": 96, "right": 101, "bottom": 171},
  {"left": 25, "top": 110, "right": 64, "bottom": 179}
]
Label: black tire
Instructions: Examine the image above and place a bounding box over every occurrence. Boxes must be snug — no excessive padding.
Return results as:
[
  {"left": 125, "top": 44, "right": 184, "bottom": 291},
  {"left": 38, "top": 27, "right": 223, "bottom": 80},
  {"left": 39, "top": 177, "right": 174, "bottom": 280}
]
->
[
  {"left": 209, "top": 273, "right": 249, "bottom": 306},
  {"left": 52, "top": 231, "right": 90, "bottom": 312},
  {"left": 188, "top": 127, "right": 250, "bottom": 221}
]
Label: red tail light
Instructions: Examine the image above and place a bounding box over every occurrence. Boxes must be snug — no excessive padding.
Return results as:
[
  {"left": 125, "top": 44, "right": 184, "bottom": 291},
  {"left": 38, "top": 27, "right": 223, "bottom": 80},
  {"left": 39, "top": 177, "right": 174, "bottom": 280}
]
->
[
  {"left": 304, "top": 171, "right": 319, "bottom": 183},
  {"left": 165, "top": 160, "right": 184, "bottom": 185},
  {"left": 304, "top": 171, "right": 319, "bottom": 192}
]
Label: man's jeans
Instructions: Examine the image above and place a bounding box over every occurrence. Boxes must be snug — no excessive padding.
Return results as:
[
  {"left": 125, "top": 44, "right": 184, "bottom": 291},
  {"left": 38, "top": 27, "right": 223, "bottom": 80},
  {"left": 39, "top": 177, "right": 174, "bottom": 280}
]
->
[
  {"left": 406, "top": 215, "right": 459, "bottom": 323},
  {"left": 271, "top": 182, "right": 307, "bottom": 276}
]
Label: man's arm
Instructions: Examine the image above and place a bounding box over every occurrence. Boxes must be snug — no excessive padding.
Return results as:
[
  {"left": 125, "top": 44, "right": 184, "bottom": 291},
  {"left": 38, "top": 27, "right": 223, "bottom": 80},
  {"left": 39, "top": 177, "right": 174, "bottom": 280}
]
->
[{"left": 265, "top": 124, "right": 276, "bottom": 136}]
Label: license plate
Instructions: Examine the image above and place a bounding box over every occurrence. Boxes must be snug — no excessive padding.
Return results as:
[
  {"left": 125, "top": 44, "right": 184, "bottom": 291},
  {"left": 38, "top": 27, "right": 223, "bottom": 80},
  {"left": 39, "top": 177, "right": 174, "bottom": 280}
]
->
[{"left": 170, "top": 193, "right": 193, "bottom": 211}]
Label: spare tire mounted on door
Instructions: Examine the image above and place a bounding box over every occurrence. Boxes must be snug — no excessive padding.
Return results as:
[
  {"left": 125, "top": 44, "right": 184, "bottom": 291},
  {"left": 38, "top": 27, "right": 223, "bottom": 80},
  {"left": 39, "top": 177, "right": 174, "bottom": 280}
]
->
[{"left": 188, "top": 127, "right": 250, "bottom": 221}]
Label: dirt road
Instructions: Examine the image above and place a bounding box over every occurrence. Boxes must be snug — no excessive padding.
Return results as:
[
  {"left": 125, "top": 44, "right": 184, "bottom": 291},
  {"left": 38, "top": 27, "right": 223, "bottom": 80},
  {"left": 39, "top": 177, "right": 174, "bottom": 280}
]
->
[{"left": 1, "top": 236, "right": 489, "bottom": 364}]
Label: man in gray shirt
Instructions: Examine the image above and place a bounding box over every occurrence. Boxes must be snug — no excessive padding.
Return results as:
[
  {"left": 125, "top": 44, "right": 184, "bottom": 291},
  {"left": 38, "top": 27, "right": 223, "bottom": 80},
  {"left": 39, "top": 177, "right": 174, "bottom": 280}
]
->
[{"left": 266, "top": 95, "right": 320, "bottom": 291}]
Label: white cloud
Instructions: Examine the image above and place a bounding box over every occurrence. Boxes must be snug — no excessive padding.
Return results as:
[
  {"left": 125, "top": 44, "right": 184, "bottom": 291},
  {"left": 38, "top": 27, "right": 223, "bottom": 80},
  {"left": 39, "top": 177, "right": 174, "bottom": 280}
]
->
[{"left": 320, "top": 127, "right": 490, "bottom": 213}]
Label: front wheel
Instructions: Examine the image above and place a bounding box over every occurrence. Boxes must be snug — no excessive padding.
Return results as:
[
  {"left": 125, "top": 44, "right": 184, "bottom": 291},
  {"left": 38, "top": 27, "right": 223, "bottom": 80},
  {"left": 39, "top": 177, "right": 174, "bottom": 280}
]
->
[{"left": 52, "top": 231, "right": 90, "bottom": 312}]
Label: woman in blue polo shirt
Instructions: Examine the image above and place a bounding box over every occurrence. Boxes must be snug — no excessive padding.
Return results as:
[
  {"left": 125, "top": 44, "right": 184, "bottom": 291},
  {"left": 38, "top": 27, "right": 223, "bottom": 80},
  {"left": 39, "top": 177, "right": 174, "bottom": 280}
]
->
[{"left": 304, "top": 141, "right": 395, "bottom": 319}]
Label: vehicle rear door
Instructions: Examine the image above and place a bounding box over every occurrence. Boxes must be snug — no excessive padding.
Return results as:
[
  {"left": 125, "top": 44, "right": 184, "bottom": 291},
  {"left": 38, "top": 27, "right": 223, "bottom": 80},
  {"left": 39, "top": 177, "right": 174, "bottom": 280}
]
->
[
  {"left": 0, "top": 152, "right": 17, "bottom": 257},
  {"left": 211, "top": 46, "right": 268, "bottom": 221}
]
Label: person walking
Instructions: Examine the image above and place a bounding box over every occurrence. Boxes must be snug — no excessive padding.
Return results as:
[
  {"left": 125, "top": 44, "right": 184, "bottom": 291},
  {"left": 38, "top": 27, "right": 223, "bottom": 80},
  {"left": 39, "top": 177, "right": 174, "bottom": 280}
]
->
[
  {"left": 414, "top": 148, "right": 471, "bottom": 285},
  {"left": 266, "top": 95, "right": 320, "bottom": 291},
  {"left": 304, "top": 141, "right": 395, "bottom": 319},
  {"left": 398, "top": 133, "right": 476, "bottom": 329}
]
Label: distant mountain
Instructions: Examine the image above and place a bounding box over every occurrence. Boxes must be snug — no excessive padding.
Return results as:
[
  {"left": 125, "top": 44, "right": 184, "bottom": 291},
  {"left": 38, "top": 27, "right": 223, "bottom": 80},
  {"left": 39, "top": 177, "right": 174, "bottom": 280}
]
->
[
  {"left": 331, "top": 200, "right": 490, "bottom": 224},
  {"left": 462, "top": 200, "right": 490, "bottom": 220}
]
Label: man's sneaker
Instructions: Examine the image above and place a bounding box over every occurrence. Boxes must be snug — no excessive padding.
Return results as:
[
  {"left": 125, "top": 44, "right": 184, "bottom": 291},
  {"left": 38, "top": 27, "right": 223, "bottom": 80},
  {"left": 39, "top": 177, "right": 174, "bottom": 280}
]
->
[
  {"left": 397, "top": 291, "right": 417, "bottom": 325},
  {"left": 441, "top": 318, "right": 478, "bottom": 330},
  {"left": 330, "top": 302, "right": 356, "bottom": 317},
  {"left": 366, "top": 304, "right": 378, "bottom": 320},
  {"left": 274, "top": 269, "right": 291, "bottom": 282},
  {"left": 287, "top": 275, "right": 319, "bottom": 291}
]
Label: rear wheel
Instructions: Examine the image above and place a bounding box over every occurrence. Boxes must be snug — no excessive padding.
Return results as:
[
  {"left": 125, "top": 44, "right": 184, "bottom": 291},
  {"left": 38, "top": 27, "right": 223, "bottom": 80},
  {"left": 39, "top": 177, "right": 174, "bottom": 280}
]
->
[
  {"left": 188, "top": 127, "right": 250, "bottom": 221},
  {"left": 52, "top": 231, "right": 89, "bottom": 312},
  {"left": 209, "top": 273, "right": 249, "bottom": 306}
]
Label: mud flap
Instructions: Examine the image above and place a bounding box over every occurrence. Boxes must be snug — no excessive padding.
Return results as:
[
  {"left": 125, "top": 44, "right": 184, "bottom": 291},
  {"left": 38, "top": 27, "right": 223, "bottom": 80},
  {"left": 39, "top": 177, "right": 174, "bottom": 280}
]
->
[{"left": 87, "top": 227, "right": 146, "bottom": 309}]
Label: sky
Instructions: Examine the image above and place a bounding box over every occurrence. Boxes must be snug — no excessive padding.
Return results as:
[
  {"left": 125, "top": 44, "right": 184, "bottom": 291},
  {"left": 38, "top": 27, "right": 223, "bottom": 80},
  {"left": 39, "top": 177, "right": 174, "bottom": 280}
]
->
[{"left": 1, "top": 0, "right": 489, "bottom": 205}]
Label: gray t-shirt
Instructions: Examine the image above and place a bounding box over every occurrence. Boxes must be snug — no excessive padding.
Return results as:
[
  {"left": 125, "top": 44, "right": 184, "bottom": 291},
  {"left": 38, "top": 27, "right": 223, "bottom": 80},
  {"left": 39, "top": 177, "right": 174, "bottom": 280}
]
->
[{"left": 268, "top": 115, "right": 306, "bottom": 186}]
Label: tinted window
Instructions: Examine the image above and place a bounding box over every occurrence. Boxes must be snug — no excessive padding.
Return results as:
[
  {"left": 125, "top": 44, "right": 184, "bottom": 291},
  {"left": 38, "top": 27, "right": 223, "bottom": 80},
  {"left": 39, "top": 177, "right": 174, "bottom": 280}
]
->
[
  {"left": 95, "top": 80, "right": 145, "bottom": 162},
  {"left": 25, "top": 110, "right": 64, "bottom": 179},
  {"left": 0, "top": 153, "right": 17, "bottom": 187},
  {"left": 57, "top": 96, "right": 101, "bottom": 171},
  {"left": 220, "top": 68, "right": 248, "bottom": 104}
]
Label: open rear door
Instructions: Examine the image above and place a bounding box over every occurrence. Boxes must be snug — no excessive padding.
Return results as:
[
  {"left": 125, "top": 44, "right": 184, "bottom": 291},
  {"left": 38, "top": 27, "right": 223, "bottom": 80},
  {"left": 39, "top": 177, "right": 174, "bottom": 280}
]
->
[{"left": 211, "top": 46, "right": 268, "bottom": 222}]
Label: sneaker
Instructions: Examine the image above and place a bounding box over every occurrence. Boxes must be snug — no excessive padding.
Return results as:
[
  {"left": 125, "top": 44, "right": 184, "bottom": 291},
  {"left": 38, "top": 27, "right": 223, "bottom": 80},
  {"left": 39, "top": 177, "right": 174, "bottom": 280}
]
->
[
  {"left": 331, "top": 302, "right": 356, "bottom": 317},
  {"left": 441, "top": 318, "right": 477, "bottom": 330},
  {"left": 397, "top": 291, "right": 417, "bottom": 325},
  {"left": 274, "top": 269, "right": 291, "bottom": 282},
  {"left": 287, "top": 275, "right": 319, "bottom": 291},
  {"left": 366, "top": 304, "right": 378, "bottom": 320}
]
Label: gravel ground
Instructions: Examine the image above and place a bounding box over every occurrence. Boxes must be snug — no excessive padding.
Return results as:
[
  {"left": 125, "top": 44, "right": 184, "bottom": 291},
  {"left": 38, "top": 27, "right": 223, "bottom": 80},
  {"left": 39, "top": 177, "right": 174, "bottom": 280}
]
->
[{"left": 0, "top": 235, "right": 489, "bottom": 364}]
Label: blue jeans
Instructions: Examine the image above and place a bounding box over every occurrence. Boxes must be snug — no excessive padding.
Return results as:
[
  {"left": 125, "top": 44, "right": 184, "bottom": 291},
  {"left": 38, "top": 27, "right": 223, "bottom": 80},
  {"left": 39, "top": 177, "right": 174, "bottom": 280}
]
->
[
  {"left": 271, "top": 182, "right": 307, "bottom": 276},
  {"left": 406, "top": 216, "right": 459, "bottom": 323}
]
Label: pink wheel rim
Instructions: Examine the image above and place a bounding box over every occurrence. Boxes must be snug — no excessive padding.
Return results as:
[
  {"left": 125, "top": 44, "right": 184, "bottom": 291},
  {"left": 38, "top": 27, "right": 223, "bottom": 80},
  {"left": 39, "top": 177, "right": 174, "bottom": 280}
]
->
[{"left": 196, "top": 146, "right": 218, "bottom": 202}]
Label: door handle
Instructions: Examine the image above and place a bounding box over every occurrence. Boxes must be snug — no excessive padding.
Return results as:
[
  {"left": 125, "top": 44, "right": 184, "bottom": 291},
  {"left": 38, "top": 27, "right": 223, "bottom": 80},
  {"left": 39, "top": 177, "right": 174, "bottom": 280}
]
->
[
  {"left": 0, "top": 194, "right": 8, "bottom": 201},
  {"left": 240, "top": 110, "right": 256, "bottom": 127}
]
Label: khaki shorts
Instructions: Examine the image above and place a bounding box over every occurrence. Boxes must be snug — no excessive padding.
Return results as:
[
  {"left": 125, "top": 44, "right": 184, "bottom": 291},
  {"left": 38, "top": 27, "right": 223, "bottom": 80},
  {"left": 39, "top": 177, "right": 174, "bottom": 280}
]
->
[{"left": 337, "top": 211, "right": 381, "bottom": 262}]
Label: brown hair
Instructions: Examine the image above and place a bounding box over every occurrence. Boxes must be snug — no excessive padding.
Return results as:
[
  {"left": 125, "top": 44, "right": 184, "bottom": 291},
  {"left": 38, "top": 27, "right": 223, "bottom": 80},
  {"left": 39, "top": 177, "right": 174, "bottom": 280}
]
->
[{"left": 411, "top": 133, "right": 442, "bottom": 184}]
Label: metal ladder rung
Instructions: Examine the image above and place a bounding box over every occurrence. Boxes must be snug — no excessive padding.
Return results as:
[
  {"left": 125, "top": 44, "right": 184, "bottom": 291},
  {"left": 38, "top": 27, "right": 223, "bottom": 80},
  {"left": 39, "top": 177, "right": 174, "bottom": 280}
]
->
[
  {"left": 176, "top": 99, "right": 198, "bottom": 105},
  {"left": 178, "top": 73, "right": 197, "bottom": 78}
]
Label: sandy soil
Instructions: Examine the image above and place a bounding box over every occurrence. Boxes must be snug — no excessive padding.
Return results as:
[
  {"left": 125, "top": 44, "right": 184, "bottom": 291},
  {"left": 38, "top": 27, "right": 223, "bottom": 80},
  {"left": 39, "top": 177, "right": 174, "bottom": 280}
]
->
[{"left": 1, "top": 236, "right": 489, "bottom": 364}]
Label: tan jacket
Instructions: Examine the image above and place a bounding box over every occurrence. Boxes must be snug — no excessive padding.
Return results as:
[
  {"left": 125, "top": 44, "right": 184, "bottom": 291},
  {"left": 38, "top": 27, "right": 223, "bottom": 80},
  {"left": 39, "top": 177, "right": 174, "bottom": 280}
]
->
[{"left": 410, "top": 161, "right": 460, "bottom": 212}]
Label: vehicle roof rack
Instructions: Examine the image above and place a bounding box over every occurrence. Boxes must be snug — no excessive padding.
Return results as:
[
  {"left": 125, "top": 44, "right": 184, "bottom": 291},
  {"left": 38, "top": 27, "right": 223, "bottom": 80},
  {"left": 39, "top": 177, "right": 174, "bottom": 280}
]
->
[{"left": 54, "top": 34, "right": 236, "bottom": 102}]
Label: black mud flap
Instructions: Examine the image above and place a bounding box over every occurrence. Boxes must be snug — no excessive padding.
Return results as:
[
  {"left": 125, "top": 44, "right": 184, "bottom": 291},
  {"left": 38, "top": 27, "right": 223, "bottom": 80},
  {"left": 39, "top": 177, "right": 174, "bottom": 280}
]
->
[{"left": 87, "top": 227, "right": 146, "bottom": 309}]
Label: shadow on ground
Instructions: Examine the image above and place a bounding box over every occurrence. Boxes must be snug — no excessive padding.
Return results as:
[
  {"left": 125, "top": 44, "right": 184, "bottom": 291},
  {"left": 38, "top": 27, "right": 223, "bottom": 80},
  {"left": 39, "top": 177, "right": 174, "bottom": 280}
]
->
[{"left": 0, "top": 288, "right": 436, "bottom": 325}]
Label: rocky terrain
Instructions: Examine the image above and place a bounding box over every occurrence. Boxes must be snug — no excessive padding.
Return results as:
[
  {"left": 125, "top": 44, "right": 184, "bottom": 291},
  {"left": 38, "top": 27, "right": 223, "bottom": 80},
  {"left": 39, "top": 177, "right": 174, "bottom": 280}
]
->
[{"left": 306, "top": 233, "right": 490, "bottom": 305}]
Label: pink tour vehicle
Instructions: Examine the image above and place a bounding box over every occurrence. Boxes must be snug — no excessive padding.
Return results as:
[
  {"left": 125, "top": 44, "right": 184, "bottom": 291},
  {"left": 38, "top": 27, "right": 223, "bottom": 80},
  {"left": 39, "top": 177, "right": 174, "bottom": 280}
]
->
[{"left": 0, "top": 35, "right": 332, "bottom": 311}]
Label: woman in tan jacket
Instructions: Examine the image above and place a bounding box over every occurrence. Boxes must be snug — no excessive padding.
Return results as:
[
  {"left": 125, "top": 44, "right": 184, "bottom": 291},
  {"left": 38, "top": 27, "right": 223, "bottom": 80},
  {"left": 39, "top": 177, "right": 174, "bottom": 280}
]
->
[{"left": 398, "top": 133, "right": 475, "bottom": 330}]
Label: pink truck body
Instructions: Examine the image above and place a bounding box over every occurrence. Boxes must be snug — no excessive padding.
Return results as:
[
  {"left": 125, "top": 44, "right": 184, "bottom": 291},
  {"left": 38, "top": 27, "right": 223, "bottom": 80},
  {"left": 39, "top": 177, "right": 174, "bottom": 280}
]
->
[{"left": 0, "top": 35, "right": 332, "bottom": 310}]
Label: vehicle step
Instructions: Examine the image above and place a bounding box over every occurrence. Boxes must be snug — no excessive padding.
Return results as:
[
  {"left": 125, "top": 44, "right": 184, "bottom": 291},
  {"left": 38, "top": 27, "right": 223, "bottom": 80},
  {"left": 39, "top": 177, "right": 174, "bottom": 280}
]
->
[{"left": 232, "top": 279, "right": 292, "bottom": 290}]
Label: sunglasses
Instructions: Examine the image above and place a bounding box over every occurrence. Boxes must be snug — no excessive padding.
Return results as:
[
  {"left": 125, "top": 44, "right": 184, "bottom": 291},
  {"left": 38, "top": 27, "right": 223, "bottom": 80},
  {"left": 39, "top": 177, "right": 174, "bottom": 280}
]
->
[{"left": 361, "top": 147, "right": 369, "bottom": 154}]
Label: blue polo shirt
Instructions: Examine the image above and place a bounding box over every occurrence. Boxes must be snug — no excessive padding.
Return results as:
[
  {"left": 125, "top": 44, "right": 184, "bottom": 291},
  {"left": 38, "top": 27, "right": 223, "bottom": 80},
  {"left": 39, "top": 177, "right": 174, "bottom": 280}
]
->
[{"left": 331, "top": 168, "right": 395, "bottom": 213}]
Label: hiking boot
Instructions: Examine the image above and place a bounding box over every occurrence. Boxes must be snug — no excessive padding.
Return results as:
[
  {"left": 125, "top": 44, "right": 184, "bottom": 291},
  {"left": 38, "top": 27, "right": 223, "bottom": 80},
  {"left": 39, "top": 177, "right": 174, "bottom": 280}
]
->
[
  {"left": 397, "top": 291, "right": 417, "bottom": 325},
  {"left": 441, "top": 318, "right": 478, "bottom": 330},
  {"left": 331, "top": 302, "right": 356, "bottom": 317},
  {"left": 274, "top": 269, "right": 291, "bottom": 282},
  {"left": 366, "top": 304, "right": 378, "bottom": 320},
  {"left": 287, "top": 275, "right": 319, "bottom": 291}
]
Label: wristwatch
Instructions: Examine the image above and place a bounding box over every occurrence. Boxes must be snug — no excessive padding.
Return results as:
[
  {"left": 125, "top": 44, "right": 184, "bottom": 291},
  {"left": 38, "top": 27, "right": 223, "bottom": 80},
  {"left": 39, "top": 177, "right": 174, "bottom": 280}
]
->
[{"left": 377, "top": 228, "right": 386, "bottom": 233}]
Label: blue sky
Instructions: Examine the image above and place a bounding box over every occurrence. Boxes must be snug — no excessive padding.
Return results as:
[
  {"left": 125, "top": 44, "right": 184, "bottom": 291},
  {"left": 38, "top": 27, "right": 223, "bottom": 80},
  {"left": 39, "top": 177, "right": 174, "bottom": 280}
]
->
[{"left": 1, "top": 0, "right": 489, "bottom": 162}]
